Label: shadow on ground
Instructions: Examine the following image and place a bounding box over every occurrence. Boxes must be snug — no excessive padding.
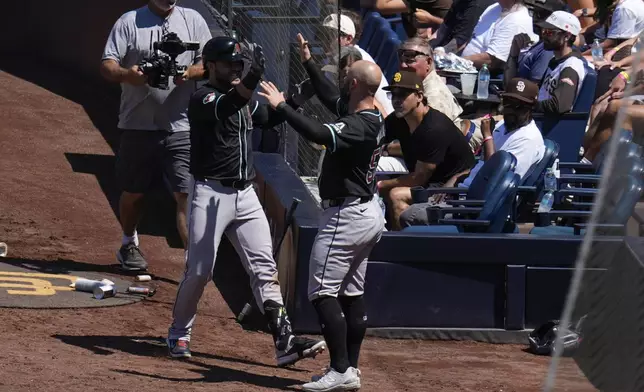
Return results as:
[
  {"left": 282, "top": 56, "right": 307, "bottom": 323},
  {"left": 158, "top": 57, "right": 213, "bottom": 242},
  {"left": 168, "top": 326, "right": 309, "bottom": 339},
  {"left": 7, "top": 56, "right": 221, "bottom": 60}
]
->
[
  {"left": 52, "top": 334, "right": 304, "bottom": 390},
  {"left": 0, "top": 56, "right": 182, "bottom": 248}
]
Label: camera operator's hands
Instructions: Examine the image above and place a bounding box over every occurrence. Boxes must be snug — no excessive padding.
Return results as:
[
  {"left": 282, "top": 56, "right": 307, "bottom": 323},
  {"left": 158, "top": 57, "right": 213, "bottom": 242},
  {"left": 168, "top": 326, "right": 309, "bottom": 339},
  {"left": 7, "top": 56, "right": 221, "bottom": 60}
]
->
[
  {"left": 126, "top": 65, "right": 147, "bottom": 86},
  {"left": 247, "top": 43, "right": 266, "bottom": 77},
  {"left": 297, "top": 33, "right": 312, "bottom": 63},
  {"left": 258, "top": 81, "right": 286, "bottom": 109}
]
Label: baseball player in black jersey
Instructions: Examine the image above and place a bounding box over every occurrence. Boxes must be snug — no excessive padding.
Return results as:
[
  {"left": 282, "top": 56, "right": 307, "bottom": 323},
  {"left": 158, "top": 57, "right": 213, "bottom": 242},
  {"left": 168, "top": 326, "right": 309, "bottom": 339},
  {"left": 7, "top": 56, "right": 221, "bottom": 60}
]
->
[
  {"left": 166, "top": 36, "right": 326, "bottom": 367},
  {"left": 259, "top": 33, "right": 385, "bottom": 391}
]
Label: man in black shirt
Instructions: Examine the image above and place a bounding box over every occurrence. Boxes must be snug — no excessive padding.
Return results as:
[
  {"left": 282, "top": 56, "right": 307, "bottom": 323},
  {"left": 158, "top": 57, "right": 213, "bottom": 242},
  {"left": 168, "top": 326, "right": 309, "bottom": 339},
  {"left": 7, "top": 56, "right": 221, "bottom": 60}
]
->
[
  {"left": 167, "top": 36, "right": 326, "bottom": 367},
  {"left": 377, "top": 69, "right": 475, "bottom": 231},
  {"left": 258, "top": 33, "right": 384, "bottom": 392}
]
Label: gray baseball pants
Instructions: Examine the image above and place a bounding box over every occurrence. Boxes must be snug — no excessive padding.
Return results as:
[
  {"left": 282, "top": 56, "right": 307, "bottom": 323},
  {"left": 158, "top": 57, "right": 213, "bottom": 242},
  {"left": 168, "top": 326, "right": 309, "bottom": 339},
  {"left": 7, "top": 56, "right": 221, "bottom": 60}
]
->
[
  {"left": 308, "top": 196, "right": 384, "bottom": 301},
  {"left": 168, "top": 178, "right": 283, "bottom": 340}
]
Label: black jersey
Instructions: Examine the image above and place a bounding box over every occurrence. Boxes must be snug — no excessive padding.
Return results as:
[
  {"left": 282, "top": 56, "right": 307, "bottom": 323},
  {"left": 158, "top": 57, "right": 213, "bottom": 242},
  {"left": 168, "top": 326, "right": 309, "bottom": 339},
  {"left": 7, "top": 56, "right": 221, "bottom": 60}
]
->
[
  {"left": 318, "top": 109, "right": 384, "bottom": 200},
  {"left": 188, "top": 84, "right": 286, "bottom": 182}
]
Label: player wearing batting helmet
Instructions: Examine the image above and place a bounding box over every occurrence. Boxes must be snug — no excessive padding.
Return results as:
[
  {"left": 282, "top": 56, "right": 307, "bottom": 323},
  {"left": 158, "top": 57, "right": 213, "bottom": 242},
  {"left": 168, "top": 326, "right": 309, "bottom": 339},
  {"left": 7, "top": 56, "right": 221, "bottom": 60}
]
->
[{"left": 166, "top": 35, "right": 326, "bottom": 367}]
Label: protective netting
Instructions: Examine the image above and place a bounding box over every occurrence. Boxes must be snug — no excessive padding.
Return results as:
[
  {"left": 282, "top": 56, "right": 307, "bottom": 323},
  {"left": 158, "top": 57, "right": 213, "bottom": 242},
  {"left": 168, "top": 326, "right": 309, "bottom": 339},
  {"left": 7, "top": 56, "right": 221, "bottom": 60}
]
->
[
  {"left": 205, "top": 0, "right": 343, "bottom": 177},
  {"left": 544, "top": 37, "right": 644, "bottom": 391}
]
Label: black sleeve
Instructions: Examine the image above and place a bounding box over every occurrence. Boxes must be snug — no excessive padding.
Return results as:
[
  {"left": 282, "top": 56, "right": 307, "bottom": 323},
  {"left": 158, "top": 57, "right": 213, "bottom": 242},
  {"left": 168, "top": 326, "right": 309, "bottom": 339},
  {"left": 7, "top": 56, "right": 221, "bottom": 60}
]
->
[
  {"left": 302, "top": 59, "right": 347, "bottom": 116},
  {"left": 535, "top": 67, "right": 580, "bottom": 114},
  {"left": 197, "top": 89, "right": 249, "bottom": 121},
  {"left": 276, "top": 102, "right": 365, "bottom": 151},
  {"left": 250, "top": 95, "right": 302, "bottom": 129},
  {"left": 451, "top": 1, "right": 480, "bottom": 47}
]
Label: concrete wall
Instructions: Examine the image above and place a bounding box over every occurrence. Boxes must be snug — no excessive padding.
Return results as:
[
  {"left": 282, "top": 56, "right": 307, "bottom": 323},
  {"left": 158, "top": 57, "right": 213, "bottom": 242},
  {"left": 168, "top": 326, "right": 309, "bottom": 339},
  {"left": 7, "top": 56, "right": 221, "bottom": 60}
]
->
[{"left": 1, "top": 0, "right": 223, "bottom": 82}]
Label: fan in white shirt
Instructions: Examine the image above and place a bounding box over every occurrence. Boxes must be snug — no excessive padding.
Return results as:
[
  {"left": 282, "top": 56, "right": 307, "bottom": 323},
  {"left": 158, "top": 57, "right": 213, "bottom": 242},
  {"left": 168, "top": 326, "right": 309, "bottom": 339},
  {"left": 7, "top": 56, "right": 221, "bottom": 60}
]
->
[{"left": 461, "top": 0, "right": 535, "bottom": 70}]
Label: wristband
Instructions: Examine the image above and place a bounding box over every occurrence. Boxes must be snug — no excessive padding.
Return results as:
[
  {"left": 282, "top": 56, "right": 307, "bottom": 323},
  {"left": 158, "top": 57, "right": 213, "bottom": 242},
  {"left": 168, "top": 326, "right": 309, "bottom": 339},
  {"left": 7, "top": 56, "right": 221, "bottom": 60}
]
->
[
  {"left": 482, "top": 135, "right": 493, "bottom": 143},
  {"left": 618, "top": 71, "right": 630, "bottom": 83}
]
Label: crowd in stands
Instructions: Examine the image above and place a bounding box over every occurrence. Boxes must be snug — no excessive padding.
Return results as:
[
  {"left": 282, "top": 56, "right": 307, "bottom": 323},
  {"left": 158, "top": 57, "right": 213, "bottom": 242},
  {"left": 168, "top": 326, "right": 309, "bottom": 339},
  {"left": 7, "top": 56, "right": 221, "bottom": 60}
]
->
[{"left": 329, "top": 0, "right": 644, "bottom": 231}]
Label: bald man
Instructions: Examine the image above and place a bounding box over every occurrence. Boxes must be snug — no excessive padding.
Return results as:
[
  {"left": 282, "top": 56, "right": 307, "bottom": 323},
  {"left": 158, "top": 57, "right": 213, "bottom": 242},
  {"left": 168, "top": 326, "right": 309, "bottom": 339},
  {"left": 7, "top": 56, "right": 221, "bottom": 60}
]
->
[{"left": 258, "top": 34, "right": 385, "bottom": 391}]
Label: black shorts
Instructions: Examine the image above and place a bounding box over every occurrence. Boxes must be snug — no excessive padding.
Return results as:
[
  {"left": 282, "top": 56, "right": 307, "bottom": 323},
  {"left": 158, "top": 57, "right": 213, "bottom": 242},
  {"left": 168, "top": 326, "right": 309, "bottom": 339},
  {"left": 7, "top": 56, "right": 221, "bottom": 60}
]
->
[{"left": 115, "top": 129, "right": 191, "bottom": 194}]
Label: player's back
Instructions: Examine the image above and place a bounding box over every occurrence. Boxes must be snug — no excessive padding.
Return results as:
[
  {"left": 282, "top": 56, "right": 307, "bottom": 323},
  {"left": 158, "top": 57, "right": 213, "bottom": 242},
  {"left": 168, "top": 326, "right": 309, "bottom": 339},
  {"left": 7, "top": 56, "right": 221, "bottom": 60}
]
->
[{"left": 318, "top": 109, "right": 384, "bottom": 200}]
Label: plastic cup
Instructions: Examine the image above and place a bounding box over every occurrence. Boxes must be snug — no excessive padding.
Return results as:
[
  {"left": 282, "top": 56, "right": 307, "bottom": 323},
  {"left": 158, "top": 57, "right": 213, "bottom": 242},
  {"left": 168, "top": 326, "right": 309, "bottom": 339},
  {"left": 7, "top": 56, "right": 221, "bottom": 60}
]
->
[{"left": 461, "top": 73, "right": 477, "bottom": 96}]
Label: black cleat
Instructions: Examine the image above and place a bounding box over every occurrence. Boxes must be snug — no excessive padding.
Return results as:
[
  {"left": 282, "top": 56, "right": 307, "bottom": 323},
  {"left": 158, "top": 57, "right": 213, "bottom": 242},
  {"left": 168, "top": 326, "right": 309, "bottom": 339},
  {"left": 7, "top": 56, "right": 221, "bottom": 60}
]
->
[{"left": 276, "top": 336, "right": 326, "bottom": 367}]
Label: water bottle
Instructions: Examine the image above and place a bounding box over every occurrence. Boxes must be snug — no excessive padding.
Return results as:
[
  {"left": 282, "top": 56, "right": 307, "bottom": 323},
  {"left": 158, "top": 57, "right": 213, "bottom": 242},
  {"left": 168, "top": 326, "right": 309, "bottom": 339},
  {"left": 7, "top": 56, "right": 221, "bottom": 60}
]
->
[
  {"left": 476, "top": 64, "right": 490, "bottom": 100},
  {"left": 591, "top": 39, "right": 603, "bottom": 63},
  {"left": 537, "top": 191, "right": 555, "bottom": 213},
  {"left": 537, "top": 168, "right": 557, "bottom": 213},
  {"left": 544, "top": 168, "right": 557, "bottom": 192}
]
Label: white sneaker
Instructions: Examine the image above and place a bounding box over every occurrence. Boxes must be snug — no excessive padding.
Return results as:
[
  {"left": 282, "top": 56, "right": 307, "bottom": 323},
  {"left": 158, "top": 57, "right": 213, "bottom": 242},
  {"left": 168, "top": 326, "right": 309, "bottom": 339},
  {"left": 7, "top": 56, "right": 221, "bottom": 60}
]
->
[
  {"left": 312, "top": 367, "right": 361, "bottom": 383},
  {"left": 302, "top": 367, "right": 361, "bottom": 391}
]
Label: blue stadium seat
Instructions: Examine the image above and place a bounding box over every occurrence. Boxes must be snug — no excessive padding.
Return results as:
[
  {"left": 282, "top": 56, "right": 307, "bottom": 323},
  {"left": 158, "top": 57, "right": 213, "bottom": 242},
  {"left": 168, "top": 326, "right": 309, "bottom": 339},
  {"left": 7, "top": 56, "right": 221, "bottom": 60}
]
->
[
  {"left": 374, "top": 32, "right": 401, "bottom": 79},
  {"left": 530, "top": 173, "right": 643, "bottom": 236},
  {"left": 409, "top": 150, "right": 517, "bottom": 206},
  {"left": 403, "top": 171, "right": 521, "bottom": 233},
  {"left": 533, "top": 63, "right": 597, "bottom": 164},
  {"left": 358, "top": 11, "right": 382, "bottom": 49},
  {"left": 366, "top": 18, "right": 391, "bottom": 58}
]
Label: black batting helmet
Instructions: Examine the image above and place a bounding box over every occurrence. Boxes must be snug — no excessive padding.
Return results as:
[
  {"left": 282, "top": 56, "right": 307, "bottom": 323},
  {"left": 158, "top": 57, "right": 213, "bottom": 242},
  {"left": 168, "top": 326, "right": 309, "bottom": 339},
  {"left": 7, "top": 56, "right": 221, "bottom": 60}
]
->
[{"left": 202, "top": 36, "right": 244, "bottom": 63}]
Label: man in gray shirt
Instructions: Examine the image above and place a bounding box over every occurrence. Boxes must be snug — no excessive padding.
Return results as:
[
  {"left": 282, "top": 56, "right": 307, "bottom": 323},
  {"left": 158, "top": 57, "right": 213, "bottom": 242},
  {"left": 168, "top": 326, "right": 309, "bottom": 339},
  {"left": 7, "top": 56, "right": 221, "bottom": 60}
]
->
[{"left": 101, "top": 0, "right": 212, "bottom": 271}]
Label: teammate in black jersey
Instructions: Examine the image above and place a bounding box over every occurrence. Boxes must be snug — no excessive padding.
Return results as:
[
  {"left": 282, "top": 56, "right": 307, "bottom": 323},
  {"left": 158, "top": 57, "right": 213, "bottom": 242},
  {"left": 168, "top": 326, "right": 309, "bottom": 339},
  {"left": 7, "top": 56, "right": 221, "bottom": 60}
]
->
[{"left": 259, "top": 33, "right": 385, "bottom": 392}]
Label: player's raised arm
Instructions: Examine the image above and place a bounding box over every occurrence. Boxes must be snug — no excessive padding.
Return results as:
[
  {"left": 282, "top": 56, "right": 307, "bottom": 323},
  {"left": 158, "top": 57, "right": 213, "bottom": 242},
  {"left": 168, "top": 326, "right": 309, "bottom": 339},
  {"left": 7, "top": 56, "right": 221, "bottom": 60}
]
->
[
  {"left": 200, "top": 37, "right": 266, "bottom": 120},
  {"left": 296, "top": 33, "right": 346, "bottom": 116},
  {"left": 258, "top": 81, "right": 335, "bottom": 146}
]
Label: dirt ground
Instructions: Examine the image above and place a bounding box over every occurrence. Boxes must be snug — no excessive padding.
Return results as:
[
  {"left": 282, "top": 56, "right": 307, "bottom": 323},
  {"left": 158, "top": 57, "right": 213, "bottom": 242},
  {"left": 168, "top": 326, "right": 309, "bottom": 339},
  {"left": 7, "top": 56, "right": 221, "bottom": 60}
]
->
[{"left": 0, "top": 64, "right": 596, "bottom": 392}]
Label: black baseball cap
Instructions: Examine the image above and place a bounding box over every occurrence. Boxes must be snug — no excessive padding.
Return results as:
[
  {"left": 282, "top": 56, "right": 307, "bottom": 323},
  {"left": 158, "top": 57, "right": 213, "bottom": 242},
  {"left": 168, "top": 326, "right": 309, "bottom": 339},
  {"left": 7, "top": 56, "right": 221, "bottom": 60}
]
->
[
  {"left": 502, "top": 78, "right": 539, "bottom": 104},
  {"left": 382, "top": 70, "right": 423, "bottom": 93}
]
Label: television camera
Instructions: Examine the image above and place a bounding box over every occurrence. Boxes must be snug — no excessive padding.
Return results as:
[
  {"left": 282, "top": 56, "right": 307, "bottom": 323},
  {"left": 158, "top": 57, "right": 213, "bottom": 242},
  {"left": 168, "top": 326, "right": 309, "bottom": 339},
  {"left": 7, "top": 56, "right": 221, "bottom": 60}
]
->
[{"left": 139, "top": 32, "right": 200, "bottom": 90}]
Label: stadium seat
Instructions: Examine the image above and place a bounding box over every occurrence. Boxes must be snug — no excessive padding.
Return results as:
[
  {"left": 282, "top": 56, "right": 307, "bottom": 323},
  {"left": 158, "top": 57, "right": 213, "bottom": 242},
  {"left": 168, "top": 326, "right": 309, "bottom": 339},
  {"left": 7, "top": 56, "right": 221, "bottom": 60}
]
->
[
  {"left": 403, "top": 171, "right": 521, "bottom": 233},
  {"left": 409, "top": 150, "right": 517, "bottom": 206},
  {"left": 374, "top": 32, "right": 401, "bottom": 80},
  {"left": 358, "top": 11, "right": 381, "bottom": 49},
  {"left": 530, "top": 173, "right": 643, "bottom": 236},
  {"left": 366, "top": 18, "right": 391, "bottom": 58},
  {"left": 533, "top": 63, "right": 597, "bottom": 164}
]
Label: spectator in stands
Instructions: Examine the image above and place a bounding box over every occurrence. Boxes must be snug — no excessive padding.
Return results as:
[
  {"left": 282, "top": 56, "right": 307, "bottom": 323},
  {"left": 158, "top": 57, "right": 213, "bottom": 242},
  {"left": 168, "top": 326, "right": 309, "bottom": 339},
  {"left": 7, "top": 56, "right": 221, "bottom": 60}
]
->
[
  {"left": 377, "top": 37, "right": 483, "bottom": 173},
  {"left": 321, "top": 12, "right": 394, "bottom": 115},
  {"left": 399, "top": 78, "right": 546, "bottom": 228},
  {"left": 430, "top": 0, "right": 497, "bottom": 54},
  {"left": 579, "top": 0, "right": 644, "bottom": 59},
  {"left": 503, "top": 0, "right": 567, "bottom": 87},
  {"left": 100, "top": 0, "right": 211, "bottom": 270},
  {"left": 366, "top": 0, "right": 453, "bottom": 38},
  {"left": 583, "top": 63, "right": 644, "bottom": 162},
  {"left": 460, "top": 0, "right": 535, "bottom": 71},
  {"left": 534, "top": 11, "right": 588, "bottom": 115},
  {"left": 377, "top": 70, "right": 475, "bottom": 230}
]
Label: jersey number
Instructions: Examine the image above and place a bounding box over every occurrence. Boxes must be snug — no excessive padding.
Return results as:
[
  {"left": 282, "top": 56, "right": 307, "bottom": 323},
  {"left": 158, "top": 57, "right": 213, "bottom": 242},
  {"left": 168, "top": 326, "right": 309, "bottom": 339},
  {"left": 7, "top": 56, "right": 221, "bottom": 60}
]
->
[{"left": 365, "top": 145, "right": 385, "bottom": 184}]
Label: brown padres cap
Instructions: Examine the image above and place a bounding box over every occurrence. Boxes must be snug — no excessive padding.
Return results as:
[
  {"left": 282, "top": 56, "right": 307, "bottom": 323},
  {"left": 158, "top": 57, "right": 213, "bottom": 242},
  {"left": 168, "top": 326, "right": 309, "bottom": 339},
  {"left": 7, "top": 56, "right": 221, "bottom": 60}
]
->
[
  {"left": 502, "top": 78, "right": 539, "bottom": 104},
  {"left": 383, "top": 70, "right": 423, "bottom": 93}
]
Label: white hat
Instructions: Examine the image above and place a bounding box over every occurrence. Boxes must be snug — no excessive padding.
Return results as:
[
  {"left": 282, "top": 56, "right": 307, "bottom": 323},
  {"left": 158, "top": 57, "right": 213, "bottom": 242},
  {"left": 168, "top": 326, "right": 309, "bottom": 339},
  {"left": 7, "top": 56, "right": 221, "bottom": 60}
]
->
[
  {"left": 538, "top": 10, "right": 581, "bottom": 35},
  {"left": 322, "top": 14, "right": 356, "bottom": 37}
]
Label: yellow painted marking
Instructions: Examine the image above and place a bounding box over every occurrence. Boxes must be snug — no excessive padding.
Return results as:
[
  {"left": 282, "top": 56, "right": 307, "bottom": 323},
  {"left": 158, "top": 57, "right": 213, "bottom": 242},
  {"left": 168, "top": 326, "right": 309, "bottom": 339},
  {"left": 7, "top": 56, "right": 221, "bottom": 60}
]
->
[{"left": 0, "top": 271, "right": 79, "bottom": 296}]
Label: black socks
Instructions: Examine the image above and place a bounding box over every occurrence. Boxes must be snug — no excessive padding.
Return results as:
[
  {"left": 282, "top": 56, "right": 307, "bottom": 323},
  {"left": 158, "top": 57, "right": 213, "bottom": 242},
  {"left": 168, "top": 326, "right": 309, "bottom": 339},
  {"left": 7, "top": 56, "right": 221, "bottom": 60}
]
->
[
  {"left": 339, "top": 295, "right": 367, "bottom": 369},
  {"left": 312, "top": 296, "right": 350, "bottom": 373}
]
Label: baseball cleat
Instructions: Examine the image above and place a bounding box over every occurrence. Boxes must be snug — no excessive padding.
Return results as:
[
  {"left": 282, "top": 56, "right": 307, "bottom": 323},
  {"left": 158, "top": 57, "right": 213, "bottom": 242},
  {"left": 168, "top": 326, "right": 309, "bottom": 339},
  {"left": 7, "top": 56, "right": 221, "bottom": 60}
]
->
[
  {"left": 276, "top": 336, "right": 326, "bottom": 367},
  {"left": 312, "top": 367, "right": 361, "bottom": 386},
  {"left": 301, "top": 367, "right": 361, "bottom": 391},
  {"left": 166, "top": 338, "right": 191, "bottom": 358},
  {"left": 116, "top": 243, "right": 148, "bottom": 271}
]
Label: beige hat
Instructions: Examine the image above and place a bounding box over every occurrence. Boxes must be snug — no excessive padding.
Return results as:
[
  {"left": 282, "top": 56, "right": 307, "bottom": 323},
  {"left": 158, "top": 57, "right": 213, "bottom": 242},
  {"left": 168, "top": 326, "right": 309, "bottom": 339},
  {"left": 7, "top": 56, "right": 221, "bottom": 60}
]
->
[{"left": 322, "top": 14, "right": 356, "bottom": 37}]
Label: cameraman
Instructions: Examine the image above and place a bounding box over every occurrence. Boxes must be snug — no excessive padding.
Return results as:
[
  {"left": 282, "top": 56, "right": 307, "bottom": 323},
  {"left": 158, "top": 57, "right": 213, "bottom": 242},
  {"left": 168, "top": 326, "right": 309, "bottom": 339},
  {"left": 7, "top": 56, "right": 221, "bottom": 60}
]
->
[{"left": 100, "top": 0, "right": 212, "bottom": 271}]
